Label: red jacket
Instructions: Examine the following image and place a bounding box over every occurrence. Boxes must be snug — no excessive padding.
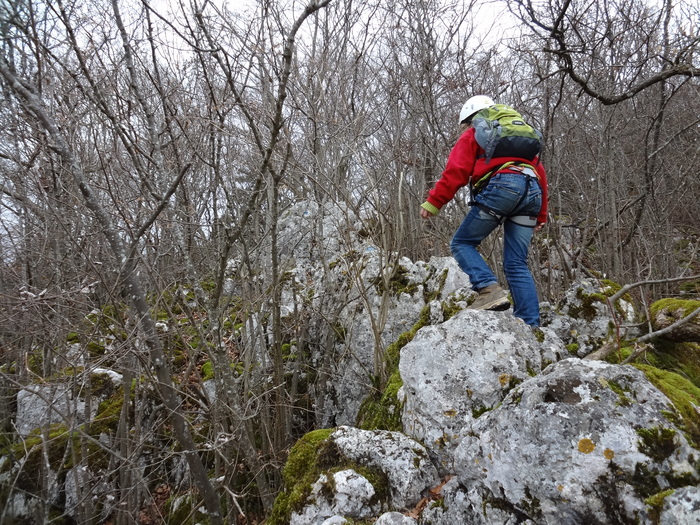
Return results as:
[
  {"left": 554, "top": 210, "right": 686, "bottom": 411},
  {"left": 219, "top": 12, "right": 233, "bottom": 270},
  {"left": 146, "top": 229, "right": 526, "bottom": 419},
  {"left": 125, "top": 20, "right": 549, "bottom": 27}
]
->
[{"left": 426, "top": 127, "right": 549, "bottom": 224}]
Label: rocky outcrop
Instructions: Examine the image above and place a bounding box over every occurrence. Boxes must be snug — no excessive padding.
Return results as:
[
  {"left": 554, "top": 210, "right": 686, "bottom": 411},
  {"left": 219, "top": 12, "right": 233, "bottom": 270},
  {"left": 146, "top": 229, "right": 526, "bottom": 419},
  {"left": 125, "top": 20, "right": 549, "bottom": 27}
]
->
[
  {"left": 454, "top": 358, "right": 698, "bottom": 524},
  {"left": 275, "top": 308, "right": 700, "bottom": 524},
  {"left": 541, "top": 277, "right": 639, "bottom": 356}
]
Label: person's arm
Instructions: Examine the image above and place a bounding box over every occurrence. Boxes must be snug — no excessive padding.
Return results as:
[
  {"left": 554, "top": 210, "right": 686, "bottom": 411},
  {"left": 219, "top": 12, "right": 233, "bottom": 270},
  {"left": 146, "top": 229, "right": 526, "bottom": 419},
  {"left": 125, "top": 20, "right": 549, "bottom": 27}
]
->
[{"left": 420, "top": 129, "right": 478, "bottom": 216}]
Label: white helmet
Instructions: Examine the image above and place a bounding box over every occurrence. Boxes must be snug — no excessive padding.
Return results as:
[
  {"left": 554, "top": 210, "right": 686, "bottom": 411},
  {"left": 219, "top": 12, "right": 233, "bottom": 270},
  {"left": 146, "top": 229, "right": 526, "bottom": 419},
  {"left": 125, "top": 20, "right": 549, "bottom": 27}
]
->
[{"left": 459, "top": 95, "right": 495, "bottom": 123}]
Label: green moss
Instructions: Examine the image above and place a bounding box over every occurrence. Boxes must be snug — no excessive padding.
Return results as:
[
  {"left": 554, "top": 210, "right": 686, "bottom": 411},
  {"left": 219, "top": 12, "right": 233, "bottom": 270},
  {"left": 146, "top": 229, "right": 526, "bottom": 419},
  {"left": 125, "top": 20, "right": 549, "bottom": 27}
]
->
[
  {"left": 269, "top": 428, "right": 392, "bottom": 525},
  {"left": 600, "top": 279, "right": 622, "bottom": 295},
  {"left": 27, "top": 351, "right": 43, "bottom": 374},
  {"left": 532, "top": 327, "right": 545, "bottom": 343},
  {"left": 568, "top": 288, "right": 607, "bottom": 322},
  {"left": 645, "top": 488, "right": 675, "bottom": 524},
  {"left": 566, "top": 343, "right": 580, "bottom": 355},
  {"left": 200, "top": 280, "right": 217, "bottom": 292},
  {"left": 441, "top": 300, "right": 463, "bottom": 321},
  {"left": 425, "top": 268, "right": 449, "bottom": 303},
  {"left": 356, "top": 305, "right": 431, "bottom": 432},
  {"left": 3, "top": 424, "right": 76, "bottom": 491},
  {"left": 637, "top": 427, "right": 679, "bottom": 462},
  {"left": 431, "top": 498, "right": 446, "bottom": 509},
  {"left": 647, "top": 341, "right": 700, "bottom": 389},
  {"left": 649, "top": 298, "right": 700, "bottom": 319},
  {"left": 268, "top": 429, "right": 334, "bottom": 525},
  {"left": 85, "top": 340, "right": 106, "bottom": 358},
  {"left": 634, "top": 364, "right": 700, "bottom": 447},
  {"left": 89, "top": 371, "right": 118, "bottom": 398},
  {"left": 356, "top": 369, "right": 403, "bottom": 432},
  {"left": 607, "top": 380, "right": 634, "bottom": 407},
  {"left": 472, "top": 403, "right": 492, "bottom": 418},
  {"left": 629, "top": 462, "right": 662, "bottom": 499},
  {"left": 373, "top": 265, "right": 419, "bottom": 296},
  {"left": 520, "top": 486, "right": 542, "bottom": 518},
  {"left": 0, "top": 361, "right": 17, "bottom": 374},
  {"left": 89, "top": 386, "right": 125, "bottom": 436},
  {"left": 201, "top": 361, "right": 214, "bottom": 381}
]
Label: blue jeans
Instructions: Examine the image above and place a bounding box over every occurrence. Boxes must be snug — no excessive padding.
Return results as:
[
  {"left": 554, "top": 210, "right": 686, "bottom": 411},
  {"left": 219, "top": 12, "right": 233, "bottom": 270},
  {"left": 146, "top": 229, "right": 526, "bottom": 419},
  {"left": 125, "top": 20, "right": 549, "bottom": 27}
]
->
[{"left": 450, "top": 172, "right": 542, "bottom": 326}]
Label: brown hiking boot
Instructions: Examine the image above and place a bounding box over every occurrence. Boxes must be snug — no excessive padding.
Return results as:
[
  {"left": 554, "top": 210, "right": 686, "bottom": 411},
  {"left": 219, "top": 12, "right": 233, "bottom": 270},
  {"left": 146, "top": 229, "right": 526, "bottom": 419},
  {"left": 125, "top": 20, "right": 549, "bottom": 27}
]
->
[{"left": 470, "top": 284, "right": 510, "bottom": 311}]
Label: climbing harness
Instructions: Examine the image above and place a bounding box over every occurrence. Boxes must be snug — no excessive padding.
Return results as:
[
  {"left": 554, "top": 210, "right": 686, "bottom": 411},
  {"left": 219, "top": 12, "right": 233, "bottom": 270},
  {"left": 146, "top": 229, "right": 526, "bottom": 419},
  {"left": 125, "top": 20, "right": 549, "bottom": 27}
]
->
[{"left": 469, "top": 162, "right": 540, "bottom": 228}]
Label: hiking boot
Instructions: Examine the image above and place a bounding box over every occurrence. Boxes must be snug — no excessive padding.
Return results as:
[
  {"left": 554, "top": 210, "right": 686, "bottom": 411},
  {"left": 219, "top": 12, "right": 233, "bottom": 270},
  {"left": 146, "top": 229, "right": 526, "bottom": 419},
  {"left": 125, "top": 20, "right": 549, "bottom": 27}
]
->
[{"left": 470, "top": 284, "right": 510, "bottom": 311}]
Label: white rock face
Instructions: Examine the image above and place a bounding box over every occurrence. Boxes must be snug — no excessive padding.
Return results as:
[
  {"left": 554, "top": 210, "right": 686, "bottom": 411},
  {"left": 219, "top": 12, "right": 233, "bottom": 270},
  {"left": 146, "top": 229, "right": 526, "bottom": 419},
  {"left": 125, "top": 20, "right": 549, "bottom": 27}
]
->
[
  {"left": 290, "top": 469, "right": 379, "bottom": 525},
  {"left": 319, "top": 517, "right": 348, "bottom": 525},
  {"left": 373, "top": 511, "right": 418, "bottom": 524},
  {"left": 332, "top": 426, "right": 440, "bottom": 510},
  {"left": 15, "top": 370, "right": 122, "bottom": 436},
  {"left": 659, "top": 486, "right": 700, "bottom": 525},
  {"left": 399, "top": 309, "right": 567, "bottom": 470},
  {"left": 454, "top": 358, "right": 699, "bottom": 524},
  {"left": 326, "top": 254, "right": 473, "bottom": 427},
  {"left": 282, "top": 295, "right": 698, "bottom": 525}
]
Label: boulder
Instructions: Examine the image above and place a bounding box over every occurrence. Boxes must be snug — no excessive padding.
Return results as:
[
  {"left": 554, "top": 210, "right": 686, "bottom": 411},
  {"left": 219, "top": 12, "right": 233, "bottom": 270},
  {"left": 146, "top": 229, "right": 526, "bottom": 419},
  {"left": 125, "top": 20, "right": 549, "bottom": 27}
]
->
[
  {"left": 374, "top": 511, "right": 417, "bottom": 524},
  {"left": 291, "top": 469, "right": 380, "bottom": 525},
  {"left": 399, "top": 309, "right": 567, "bottom": 470},
  {"left": 541, "top": 278, "right": 639, "bottom": 356},
  {"left": 331, "top": 426, "right": 439, "bottom": 510},
  {"left": 271, "top": 426, "right": 439, "bottom": 524},
  {"left": 454, "top": 358, "right": 699, "bottom": 524},
  {"left": 649, "top": 298, "right": 700, "bottom": 342},
  {"left": 15, "top": 369, "right": 122, "bottom": 436}
]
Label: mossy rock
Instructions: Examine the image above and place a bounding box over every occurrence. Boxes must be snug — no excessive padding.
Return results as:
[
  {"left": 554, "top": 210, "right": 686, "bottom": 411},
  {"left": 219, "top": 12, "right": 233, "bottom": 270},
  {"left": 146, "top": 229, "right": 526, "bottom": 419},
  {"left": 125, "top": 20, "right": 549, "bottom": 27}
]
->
[
  {"left": 634, "top": 364, "right": 700, "bottom": 448},
  {"left": 268, "top": 428, "right": 390, "bottom": 525},
  {"left": 356, "top": 369, "right": 403, "bottom": 432},
  {"left": 564, "top": 279, "right": 634, "bottom": 323},
  {"left": 356, "top": 305, "right": 431, "bottom": 432},
  {"left": 644, "top": 488, "right": 675, "bottom": 524},
  {"left": 648, "top": 298, "right": 700, "bottom": 342},
  {"left": 267, "top": 429, "right": 335, "bottom": 525}
]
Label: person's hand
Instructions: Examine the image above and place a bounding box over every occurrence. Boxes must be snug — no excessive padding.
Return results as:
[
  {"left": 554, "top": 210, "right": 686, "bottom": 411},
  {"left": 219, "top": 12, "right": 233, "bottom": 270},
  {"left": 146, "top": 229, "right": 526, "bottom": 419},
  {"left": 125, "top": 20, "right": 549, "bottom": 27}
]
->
[
  {"left": 534, "top": 223, "right": 545, "bottom": 232},
  {"left": 420, "top": 207, "right": 434, "bottom": 219}
]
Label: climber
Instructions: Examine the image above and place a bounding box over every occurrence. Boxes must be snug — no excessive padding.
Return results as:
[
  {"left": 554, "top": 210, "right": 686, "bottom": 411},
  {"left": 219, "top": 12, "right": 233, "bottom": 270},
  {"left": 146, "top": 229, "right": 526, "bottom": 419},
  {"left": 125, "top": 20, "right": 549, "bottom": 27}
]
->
[{"left": 419, "top": 95, "right": 548, "bottom": 326}]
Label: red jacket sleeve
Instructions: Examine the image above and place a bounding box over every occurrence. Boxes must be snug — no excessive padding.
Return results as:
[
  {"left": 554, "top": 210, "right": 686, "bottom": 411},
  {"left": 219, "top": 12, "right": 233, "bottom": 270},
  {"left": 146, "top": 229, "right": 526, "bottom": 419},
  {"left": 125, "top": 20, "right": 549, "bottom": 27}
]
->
[{"left": 425, "top": 129, "right": 479, "bottom": 210}]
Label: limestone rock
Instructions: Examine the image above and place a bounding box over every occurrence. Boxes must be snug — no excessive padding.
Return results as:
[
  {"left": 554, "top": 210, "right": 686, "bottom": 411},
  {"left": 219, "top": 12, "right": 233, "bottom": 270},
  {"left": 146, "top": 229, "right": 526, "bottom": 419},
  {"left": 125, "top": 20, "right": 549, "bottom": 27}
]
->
[
  {"left": 290, "top": 469, "right": 379, "bottom": 525},
  {"left": 320, "top": 517, "right": 348, "bottom": 525},
  {"left": 542, "top": 278, "right": 639, "bottom": 356},
  {"left": 283, "top": 426, "right": 439, "bottom": 523},
  {"left": 649, "top": 298, "right": 700, "bottom": 342},
  {"left": 399, "top": 309, "right": 567, "bottom": 470},
  {"left": 374, "top": 511, "right": 417, "bottom": 524},
  {"left": 454, "top": 358, "right": 699, "bottom": 524},
  {"left": 332, "top": 426, "right": 439, "bottom": 510},
  {"left": 327, "top": 255, "right": 472, "bottom": 426},
  {"left": 15, "top": 369, "right": 122, "bottom": 436},
  {"left": 659, "top": 486, "right": 700, "bottom": 524}
]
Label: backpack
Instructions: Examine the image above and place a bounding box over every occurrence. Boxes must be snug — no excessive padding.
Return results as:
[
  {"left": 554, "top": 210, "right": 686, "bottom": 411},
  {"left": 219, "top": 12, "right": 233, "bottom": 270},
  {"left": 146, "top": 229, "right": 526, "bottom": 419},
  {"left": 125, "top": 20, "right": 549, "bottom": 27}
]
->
[{"left": 472, "top": 104, "right": 543, "bottom": 164}]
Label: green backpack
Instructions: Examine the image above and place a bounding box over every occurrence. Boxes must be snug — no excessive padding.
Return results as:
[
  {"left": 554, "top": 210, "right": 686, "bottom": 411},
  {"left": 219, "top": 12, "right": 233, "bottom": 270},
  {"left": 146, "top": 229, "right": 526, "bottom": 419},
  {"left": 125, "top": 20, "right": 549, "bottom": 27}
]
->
[{"left": 472, "top": 104, "right": 543, "bottom": 164}]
